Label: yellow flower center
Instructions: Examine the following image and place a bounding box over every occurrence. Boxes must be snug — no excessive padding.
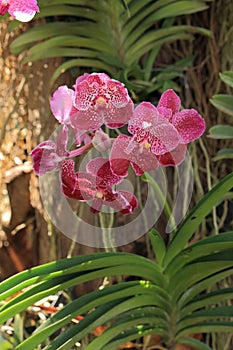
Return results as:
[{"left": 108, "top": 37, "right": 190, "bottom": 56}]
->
[
  {"left": 96, "top": 192, "right": 104, "bottom": 199},
  {"left": 96, "top": 97, "right": 106, "bottom": 107},
  {"left": 143, "top": 141, "right": 151, "bottom": 149}
]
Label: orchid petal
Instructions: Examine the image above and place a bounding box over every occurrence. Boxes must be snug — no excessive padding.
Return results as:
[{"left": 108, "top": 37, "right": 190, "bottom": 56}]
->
[
  {"left": 157, "top": 143, "right": 187, "bottom": 166},
  {"left": 61, "top": 160, "right": 96, "bottom": 201},
  {"left": 149, "top": 123, "right": 180, "bottom": 155},
  {"left": 70, "top": 109, "right": 103, "bottom": 131},
  {"left": 8, "top": 0, "right": 39, "bottom": 22},
  {"left": 86, "top": 157, "right": 123, "bottom": 187},
  {"left": 73, "top": 73, "right": 133, "bottom": 130},
  {"left": 50, "top": 86, "right": 74, "bottom": 125},
  {"left": 158, "top": 89, "right": 181, "bottom": 114},
  {"left": 110, "top": 135, "right": 159, "bottom": 176},
  {"left": 173, "top": 109, "right": 206, "bottom": 143},
  {"left": 30, "top": 141, "right": 58, "bottom": 175},
  {"left": 128, "top": 102, "right": 158, "bottom": 135},
  {"left": 92, "top": 129, "right": 111, "bottom": 152}
]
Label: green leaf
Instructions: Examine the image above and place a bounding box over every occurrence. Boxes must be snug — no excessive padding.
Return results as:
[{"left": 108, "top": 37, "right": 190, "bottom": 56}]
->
[
  {"left": 169, "top": 259, "right": 233, "bottom": 304},
  {"left": 220, "top": 71, "right": 233, "bottom": 88},
  {"left": 213, "top": 148, "right": 233, "bottom": 161},
  {"left": 149, "top": 229, "right": 166, "bottom": 265},
  {"left": 208, "top": 125, "right": 233, "bottom": 139},
  {"left": 0, "top": 252, "right": 164, "bottom": 302},
  {"left": 177, "top": 337, "right": 212, "bottom": 350},
  {"left": 177, "top": 306, "right": 233, "bottom": 331},
  {"left": 37, "top": 295, "right": 167, "bottom": 350},
  {"left": 8, "top": 0, "right": 213, "bottom": 86},
  {"left": 178, "top": 268, "right": 233, "bottom": 308},
  {"left": 180, "top": 287, "right": 233, "bottom": 317},
  {"left": 176, "top": 321, "right": 233, "bottom": 340},
  {"left": 50, "top": 58, "right": 116, "bottom": 85},
  {"left": 163, "top": 172, "right": 233, "bottom": 268},
  {"left": 210, "top": 95, "right": 233, "bottom": 117},
  {"left": 165, "top": 231, "right": 233, "bottom": 276}
]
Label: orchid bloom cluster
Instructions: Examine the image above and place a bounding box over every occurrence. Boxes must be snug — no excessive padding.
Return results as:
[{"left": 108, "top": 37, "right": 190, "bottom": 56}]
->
[
  {"left": 31, "top": 73, "right": 206, "bottom": 215},
  {"left": 0, "top": 0, "right": 39, "bottom": 22}
]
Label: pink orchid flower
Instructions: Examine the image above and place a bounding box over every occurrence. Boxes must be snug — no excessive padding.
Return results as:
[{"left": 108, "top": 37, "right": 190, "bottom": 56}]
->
[
  {"left": 155, "top": 89, "right": 206, "bottom": 166},
  {"left": 70, "top": 73, "right": 134, "bottom": 131},
  {"left": 157, "top": 89, "right": 205, "bottom": 144},
  {"left": 30, "top": 126, "right": 93, "bottom": 175},
  {"left": 0, "top": 0, "right": 39, "bottom": 22},
  {"left": 110, "top": 134, "right": 159, "bottom": 176},
  {"left": 30, "top": 126, "right": 69, "bottom": 176},
  {"left": 110, "top": 89, "right": 205, "bottom": 174},
  {"left": 61, "top": 158, "right": 138, "bottom": 214},
  {"left": 128, "top": 101, "right": 180, "bottom": 155}
]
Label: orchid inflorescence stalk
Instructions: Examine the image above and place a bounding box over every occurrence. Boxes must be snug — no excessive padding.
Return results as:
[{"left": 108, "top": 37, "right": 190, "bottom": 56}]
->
[{"left": 30, "top": 73, "right": 206, "bottom": 215}]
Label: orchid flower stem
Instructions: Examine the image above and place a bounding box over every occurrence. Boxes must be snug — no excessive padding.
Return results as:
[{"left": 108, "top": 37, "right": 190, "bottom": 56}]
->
[
  {"left": 143, "top": 172, "right": 176, "bottom": 234},
  {"left": 99, "top": 211, "right": 116, "bottom": 253},
  {"left": 69, "top": 142, "right": 93, "bottom": 158}
]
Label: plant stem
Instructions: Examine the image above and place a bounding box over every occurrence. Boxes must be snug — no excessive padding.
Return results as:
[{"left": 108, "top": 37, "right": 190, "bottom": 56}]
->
[
  {"left": 143, "top": 172, "right": 177, "bottom": 234},
  {"left": 99, "top": 211, "right": 116, "bottom": 252}
]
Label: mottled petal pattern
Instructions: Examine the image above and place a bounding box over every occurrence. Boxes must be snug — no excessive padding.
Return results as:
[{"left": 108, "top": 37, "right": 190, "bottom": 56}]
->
[
  {"left": 158, "top": 89, "right": 181, "bottom": 115},
  {"left": 30, "top": 141, "right": 59, "bottom": 175},
  {"left": 71, "top": 73, "right": 133, "bottom": 130},
  {"left": 172, "top": 109, "right": 206, "bottom": 143},
  {"left": 128, "top": 102, "right": 180, "bottom": 155},
  {"left": 61, "top": 160, "right": 96, "bottom": 201},
  {"left": 61, "top": 158, "right": 137, "bottom": 215},
  {"left": 30, "top": 127, "right": 69, "bottom": 175},
  {"left": 86, "top": 157, "right": 123, "bottom": 187},
  {"left": 6, "top": 0, "right": 39, "bottom": 22},
  {"left": 110, "top": 135, "right": 159, "bottom": 176},
  {"left": 156, "top": 143, "right": 187, "bottom": 166}
]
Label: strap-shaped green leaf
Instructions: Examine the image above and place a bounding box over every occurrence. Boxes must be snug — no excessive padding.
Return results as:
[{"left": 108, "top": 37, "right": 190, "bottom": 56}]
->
[
  {"left": 213, "top": 148, "right": 233, "bottom": 161},
  {"left": 177, "top": 306, "right": 233, "bottom": 331},
  {"left": 18, "top": 294, "right": 167, "bottom": 350},
  {"left": 176, "top": 321, "right": 233, "bottom": 340},
  {"left": 10, "top": 22, "right": 109, "bottom": 54},
  {"left": 149, "top": 229, "right": 166, "bottom": 265},
  {"left": 180, "top": 287, "right": 233, "bottom": 317},
  {"left": 0, "top": 262, "right": 167, "bottom": 323},
  {"left": 0, "top": 252, "right": 163, "bottom": 300},
  {"left": 178, "top": 268, "right": 233, "bottom": 308},
  {"left": 164, "top": 172, "right": 233, "bottom": 267},
  {"left": 165, "top": 231, "right": 233, "bottom": 276},
  {"left": 177, "top": 337, "right": 212, "bottom": 350},
  {"left": 169, "top": 259, "right": 233, "bottom": 304}
]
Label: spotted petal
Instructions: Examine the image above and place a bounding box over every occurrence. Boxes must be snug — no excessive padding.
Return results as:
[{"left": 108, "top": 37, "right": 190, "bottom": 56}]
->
[
  {"left": 128, "top": 102, "right": 158, "bottom": 135},
  {"left": 149, "top": 122, "right": 180, "bottom": 155},
  {"left": 158, "top": 89, "right": 181, "bottom": 114},
  {"left": 86, "top": 157, "right": 123, "bottom": 187},
  {"left": 110, "top": 135, "right": 159, "bottom": 176},
  {"left": 61, "top": 160, "right": 96, "bottom": 201},
  {"left": 156, "top": 143, "right": 187, "bottom": 166},
  {"left": 72, "top": 73, "right": 133, "bottom": 130},
  {"left": 8, "top": 0, "right": 39, "bottom": 22},
  {"left": 173, "top": 109, "right": 206, "bottom": 143}
]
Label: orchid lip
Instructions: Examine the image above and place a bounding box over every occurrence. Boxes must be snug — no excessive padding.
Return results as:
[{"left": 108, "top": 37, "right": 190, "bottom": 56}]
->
[{"left": 142, "top": 121, "right": 152, "bottom": 129}]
